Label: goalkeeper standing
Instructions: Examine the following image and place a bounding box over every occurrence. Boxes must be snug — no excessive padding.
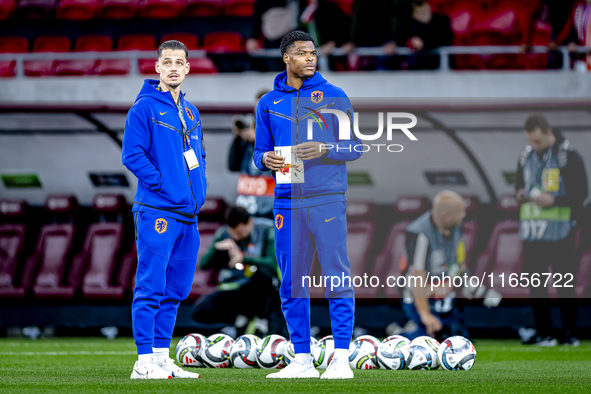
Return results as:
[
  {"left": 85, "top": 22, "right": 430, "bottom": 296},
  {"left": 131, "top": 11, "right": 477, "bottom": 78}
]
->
[{"left": 253, "top": 30, "right": 363, "bottom": 379}]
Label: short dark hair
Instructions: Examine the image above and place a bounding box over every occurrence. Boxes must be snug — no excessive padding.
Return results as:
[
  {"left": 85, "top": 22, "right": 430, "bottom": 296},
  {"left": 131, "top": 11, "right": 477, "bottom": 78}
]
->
[
  {"left": 225, "top": 206, "right": 251, "bottom": 228},
  {"left": 280, "top": 30, "right": 315, "bottom": 56},
  {"left": 158, "top": 40, "right": 189, "bottom": 61},
  {"left": 525, "top": 114, "right": 551, "bottom": 133}
]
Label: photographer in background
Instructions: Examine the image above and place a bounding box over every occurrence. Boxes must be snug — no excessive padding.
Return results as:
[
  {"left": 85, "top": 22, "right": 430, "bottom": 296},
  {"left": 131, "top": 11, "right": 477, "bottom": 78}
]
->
[
  {"left": 228, "top": 89, "right": 274, "bottom": 219},
  {"left": 191, "top": 206, "right": 284, "bottom": 337}
]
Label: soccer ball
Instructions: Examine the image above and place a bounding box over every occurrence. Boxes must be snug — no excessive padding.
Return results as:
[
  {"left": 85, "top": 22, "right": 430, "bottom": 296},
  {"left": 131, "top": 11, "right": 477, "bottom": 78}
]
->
[
  {"left": 284, "top": 337, "right": 317, "bottom": 365},
  {"left": 438, "top": 336, "right": 477, "bottom": 371},
  {"left": 313, "top": 335, "right": 335, "bottom": 369},
  {"left": 230, "top": 335, "right": 260, "bottom": 369},
  {"left": 175, "top": 333, "right": 206, "bottom": 367},
  {"left": 256, "top": 334, "right": 287, "bottom": 369},
  {"left": 407, "top": 336, "right": 440, "bottom": 370},
  {"left": 377, "top": 335, "right": 410, "bottom": 370},
  {"left": 348, "top": 335, "right": 380, "bottom": 369},
  {"left": 201, "top": 333, "right": 234, "bottom": 368}
]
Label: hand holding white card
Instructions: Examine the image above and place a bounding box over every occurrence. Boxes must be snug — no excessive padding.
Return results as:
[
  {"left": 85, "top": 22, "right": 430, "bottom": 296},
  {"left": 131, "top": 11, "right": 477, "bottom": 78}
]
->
[{"left": 274, "top": 146, "right": 304, "bottom": 184}]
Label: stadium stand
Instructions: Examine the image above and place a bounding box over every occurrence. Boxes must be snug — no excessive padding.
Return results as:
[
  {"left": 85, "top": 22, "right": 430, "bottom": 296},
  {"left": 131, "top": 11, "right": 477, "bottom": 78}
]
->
[
  {"left": 183, "top": 0, "right": 223, "bottom": 17},
  {"left": 24, "top": 35, "right": 70, "bottom": 77},
  {"left": 54, "top": 35, "right": 113, "bottom": 76},
  {"left": 0, "top": 200, "right": 28, "bottom": 299},
  {"left": 56, "top": 0, "right": 99, "bottom": 20},
  {"left": 80, "top": 194, "right": 131, "bottom": 300},
  {"left": 98, "top": 0, "right": 139, "bottom": 18},
  {"left": 31, "top": 195, "right": 81, "bottom": 299},
  {"left": 0, "top": 36, "right": 27, "bottom": 77}
]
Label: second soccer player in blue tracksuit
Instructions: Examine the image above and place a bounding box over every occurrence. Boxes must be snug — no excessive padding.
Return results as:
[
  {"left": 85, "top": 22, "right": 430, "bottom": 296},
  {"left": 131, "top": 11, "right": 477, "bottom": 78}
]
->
[{"left": 253, "top": 31, "right": 363, "bottom": 379}]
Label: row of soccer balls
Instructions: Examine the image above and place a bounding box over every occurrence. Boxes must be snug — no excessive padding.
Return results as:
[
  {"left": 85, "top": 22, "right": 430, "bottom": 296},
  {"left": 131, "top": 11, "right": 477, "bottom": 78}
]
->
[{"left": 176, "top": 333, "right": 476, "bottom": 371}]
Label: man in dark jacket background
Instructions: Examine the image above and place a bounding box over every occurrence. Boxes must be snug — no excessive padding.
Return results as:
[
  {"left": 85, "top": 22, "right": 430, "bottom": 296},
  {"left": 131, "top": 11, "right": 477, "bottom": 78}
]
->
[{"left": 516, "top": 114, "right": 587, "bottom": 347}]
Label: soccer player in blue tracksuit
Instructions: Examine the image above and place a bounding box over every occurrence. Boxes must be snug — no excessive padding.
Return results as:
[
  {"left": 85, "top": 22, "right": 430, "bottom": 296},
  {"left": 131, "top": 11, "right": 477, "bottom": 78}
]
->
[
  {"left": 122, "top": 40, "right": 206, "bottom": 380},
  {"left": 253, "top": 31, "right": 363, "bottom": 379}
]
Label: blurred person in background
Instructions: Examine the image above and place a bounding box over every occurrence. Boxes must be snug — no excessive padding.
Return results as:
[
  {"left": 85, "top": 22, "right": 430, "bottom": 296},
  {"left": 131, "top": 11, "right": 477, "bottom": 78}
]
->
[
  {"left": 399, "top": 0, "right": 453, "bottom": 70},
  {"left": 397, "top": 191, "right": 501, "bottom": 341},
  {"left": 191, "top": 206, "right": 284, "bottom": 337},
  {"left": 550, "top": 0, "right": 591, "bottom": 68},
  {"left": 246, "top": 0, "right": 307, "bottom": 71},
  {"left": 300, "top": 0, "right": 352, "bottom": 70},
  {"left": 228, "top": 89, "right": 274, "bottom": 219},
  {"left": 342, "top": 0, "right": 411, "bottom": 70},
  {"left": 516, "top": 114, "right": 587, "bottom": 347}
]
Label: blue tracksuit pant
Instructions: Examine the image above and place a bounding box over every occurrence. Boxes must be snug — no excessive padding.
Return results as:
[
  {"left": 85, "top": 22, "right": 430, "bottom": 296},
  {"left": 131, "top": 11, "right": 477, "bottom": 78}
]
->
[
  {"left": 274, "top": 201, "right": 354, "bottom": 354},
  {"left": 132, "top": 211, "right": 200, "bottom": 355}
]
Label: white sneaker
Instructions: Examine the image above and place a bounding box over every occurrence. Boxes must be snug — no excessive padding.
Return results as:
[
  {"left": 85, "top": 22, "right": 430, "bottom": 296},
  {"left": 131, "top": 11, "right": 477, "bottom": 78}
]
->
[
  {"left": 158, "top": 357, "right": 201, "bottom": 379},
  {"left": 266, "top": 359, "right": 319, "bottom": 379},
  {"left": 321, "top": 356, "right": 354, "bottom": 380},
  {"left": 130, "top": 359, "right": 172, "bottom": 380}
]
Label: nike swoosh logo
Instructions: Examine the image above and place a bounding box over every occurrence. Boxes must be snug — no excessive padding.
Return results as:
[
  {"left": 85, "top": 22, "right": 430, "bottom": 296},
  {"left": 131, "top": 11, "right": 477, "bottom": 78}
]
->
[
  {"left": 325, "top": 217, "right": 335, "bottom": 222},
  {"left": 274, "top": 99, "right": 284, "bottom": 104},
  {"left": 160, "top": 111, "right": 167, "bottom": 115}
]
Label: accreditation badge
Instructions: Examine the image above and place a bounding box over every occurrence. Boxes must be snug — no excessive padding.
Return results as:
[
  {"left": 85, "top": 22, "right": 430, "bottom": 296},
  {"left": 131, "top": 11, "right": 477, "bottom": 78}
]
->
[
  {"left": 542, "top": 167, "right": 560, "bottom": 192},
  {"left": 183, "top": 149, "right": 199, "bottom": 170}
]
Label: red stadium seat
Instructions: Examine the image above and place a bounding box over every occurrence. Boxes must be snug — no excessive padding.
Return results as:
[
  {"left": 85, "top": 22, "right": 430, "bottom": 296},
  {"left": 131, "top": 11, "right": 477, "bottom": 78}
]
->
[
  {"left": 32, "top": 195, "right": 82, "bottom": 299},
  {"left": 98, "top": 0, "right": 138, "bottom": 18},
  {"left": 224, "top": 0, "right": 254, "bottom": 17},
  {"left": 199, "top": 196, "right": 228, "bottom": 223},
  {"left": 473, "top": 221, "right": 526, "bottom": 298},
  {"left": 374, "top": 221, "right": 410, "bottom": 299},
  {"left": 81, "top": 194, "right": 130, "bottom": 300},
  {"left": 394, "top": 195, "right": 431, "bottom": 220},
  {"left": 160, "top": 32, "right": 199, "bottom": 49},
  {"left": 139, "top": 0, "right": 181, "bottom": 18},
  {"left": 182, "top": 0, "right": 222, "bottom": 17},
  {"left": 187, "top": 221, "right": 220, "bottom": 300},
  {"left": 473, "top": 194, "right": 524, "bottom": 298},
  {"left": 96, "top": 33, "right": 155, "bottom": 75},
  {"left": 55, "top": 35, "right": 113, "bottom": 76},
  {"left": 0, "top": 0, "right": 16, "bottom": 19},
  {"left": 16, "top": 0, "right": 56, "bottom": 18},
  {"left": 188, "top": 56, "right": 218, "bottom": 73},
  {"left": 0, "top": 200, "right": 30, "bottom": 299},
  {"left": 56, "top": 0, "right": 99, "bottom": 20},
  {"left": 202, "top": 32, "right": 243, "bottom": 53},
  {"left": 24, "top": 35, "right": 71, "bottom": 77},
  {"left": 0, "top": 224, "right": 27, "bottom": 298},
  {"left": 576, "top": 247, "right": 591, "bottom": 298},
  {"left": 0, "top": 36, "right": 28, "bottom": 78}
]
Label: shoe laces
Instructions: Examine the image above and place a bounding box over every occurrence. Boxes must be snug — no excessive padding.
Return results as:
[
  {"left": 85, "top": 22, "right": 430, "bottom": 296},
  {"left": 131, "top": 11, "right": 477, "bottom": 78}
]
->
[{"left": 326, "top": 356, "right": 345, "bottom": 371}]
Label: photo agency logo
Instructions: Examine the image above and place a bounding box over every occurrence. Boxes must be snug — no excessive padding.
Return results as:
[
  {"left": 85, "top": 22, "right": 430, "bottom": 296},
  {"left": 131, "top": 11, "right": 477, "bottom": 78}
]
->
[{"left": 307, "top": 109, "right": 418, "bottom": 153}]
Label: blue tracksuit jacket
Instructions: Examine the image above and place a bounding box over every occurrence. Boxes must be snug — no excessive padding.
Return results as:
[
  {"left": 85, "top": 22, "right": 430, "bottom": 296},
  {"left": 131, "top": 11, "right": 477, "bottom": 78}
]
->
[
  {"left": 253, "top": 71, "right": 362, "bottom": 209},
  {"left": 122, "top": 79, "right": 207, "bottom": 222}
]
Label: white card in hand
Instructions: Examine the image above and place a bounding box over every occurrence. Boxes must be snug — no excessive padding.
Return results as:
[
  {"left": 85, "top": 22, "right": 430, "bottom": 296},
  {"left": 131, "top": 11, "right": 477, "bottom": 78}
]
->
[
  {"left": 274, "top": 145, "right": 304, "bottom": 184},
  {"left": 183, "top": 149, "right": 199, "bottom": 170}
]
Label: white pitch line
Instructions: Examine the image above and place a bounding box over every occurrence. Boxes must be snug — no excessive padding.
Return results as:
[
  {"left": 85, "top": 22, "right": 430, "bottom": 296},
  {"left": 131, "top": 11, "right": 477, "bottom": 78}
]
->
[{"left": 0, "top": 351, "right": 137, "bottom": 356}]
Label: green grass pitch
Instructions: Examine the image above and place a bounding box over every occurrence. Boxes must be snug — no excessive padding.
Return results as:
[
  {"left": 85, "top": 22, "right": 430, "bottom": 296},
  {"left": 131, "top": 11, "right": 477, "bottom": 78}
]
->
[{"left": 1, "top": 337, "right": 590, "bottom": 394}]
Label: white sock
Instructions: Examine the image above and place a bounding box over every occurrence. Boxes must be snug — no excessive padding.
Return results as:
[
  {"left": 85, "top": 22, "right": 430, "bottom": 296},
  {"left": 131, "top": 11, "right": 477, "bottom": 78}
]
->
[
  {"left": 295, "top": 353, "right": 312, "bottom": 365},
  {"left": 152, "top": 347, "right": 169, "bottom": 363},
  {"left": 138, "top": 353, "right": 152, "bottom": 363},
  {"left": 334, "top": 348, "right": 348, "bottom": 360}
]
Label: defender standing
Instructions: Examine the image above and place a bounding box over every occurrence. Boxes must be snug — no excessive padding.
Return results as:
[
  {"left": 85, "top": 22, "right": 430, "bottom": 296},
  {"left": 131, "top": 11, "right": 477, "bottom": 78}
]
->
[{"left": 122, "top": 40, "right": 207, "bottom": 379}]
